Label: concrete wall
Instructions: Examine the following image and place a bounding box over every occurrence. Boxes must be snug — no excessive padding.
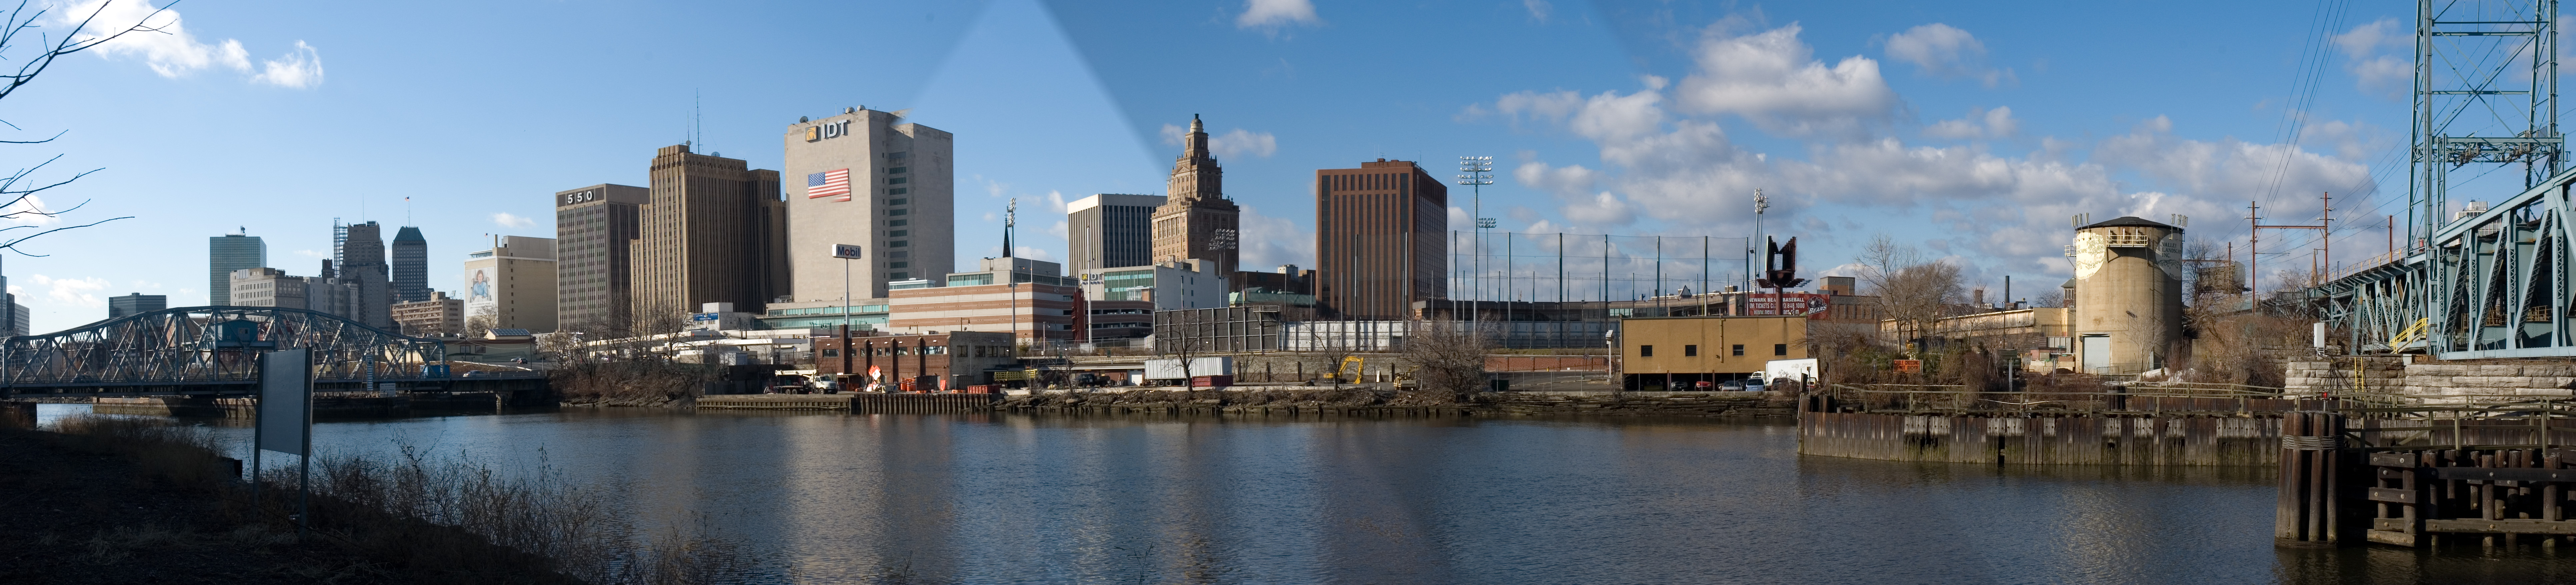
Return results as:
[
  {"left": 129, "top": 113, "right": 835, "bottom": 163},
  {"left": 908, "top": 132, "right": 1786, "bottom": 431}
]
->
[{"left": 2070, "top": 220, "right": 2185, "bottom": 374}]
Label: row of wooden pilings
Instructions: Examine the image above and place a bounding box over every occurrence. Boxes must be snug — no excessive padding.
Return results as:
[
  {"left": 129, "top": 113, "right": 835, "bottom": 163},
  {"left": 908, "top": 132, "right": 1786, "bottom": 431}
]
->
[{"left": 2274, "top": 409, "right": 2576, "bottom": 550}]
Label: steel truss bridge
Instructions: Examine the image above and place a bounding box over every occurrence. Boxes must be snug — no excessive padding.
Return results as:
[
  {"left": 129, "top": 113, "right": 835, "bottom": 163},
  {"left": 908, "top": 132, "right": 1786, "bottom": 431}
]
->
[
  {"left": 0, "top": 306, "right": 467, "bottom": 398},
  {"left": 2317, "top": 0, "right": 2571, "bottom": 359}
]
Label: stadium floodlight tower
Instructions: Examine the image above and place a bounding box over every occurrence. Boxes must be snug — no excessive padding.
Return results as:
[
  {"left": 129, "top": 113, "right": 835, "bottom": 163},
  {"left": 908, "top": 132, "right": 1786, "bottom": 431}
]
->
[{"left": 1459, "top": 156, "right": 1494, "bottom": 322}]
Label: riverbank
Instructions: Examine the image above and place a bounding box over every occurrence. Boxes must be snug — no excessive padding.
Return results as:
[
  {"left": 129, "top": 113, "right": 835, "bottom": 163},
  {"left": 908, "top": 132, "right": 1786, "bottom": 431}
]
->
[
  {"left": 660, "top": 388, "right": 1804, "bottom": 416},
  {"left": 0, "top": 422, "right": 474, "bottom": 584}
]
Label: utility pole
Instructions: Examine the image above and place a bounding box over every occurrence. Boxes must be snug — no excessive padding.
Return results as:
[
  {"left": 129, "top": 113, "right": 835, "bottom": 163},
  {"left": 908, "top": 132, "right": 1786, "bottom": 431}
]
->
[
  {"left": 1458, "top": 156, "right": 1494, "bottom": 323},
  {"left": 2250, "top": 192, "right": 2332, "bottom": 292}
]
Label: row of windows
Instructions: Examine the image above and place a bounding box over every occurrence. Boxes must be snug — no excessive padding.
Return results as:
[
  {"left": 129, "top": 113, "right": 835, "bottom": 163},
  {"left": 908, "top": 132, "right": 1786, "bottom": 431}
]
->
[{"left": 1637, "top": 344, "right": 1786, "bottom": 357}]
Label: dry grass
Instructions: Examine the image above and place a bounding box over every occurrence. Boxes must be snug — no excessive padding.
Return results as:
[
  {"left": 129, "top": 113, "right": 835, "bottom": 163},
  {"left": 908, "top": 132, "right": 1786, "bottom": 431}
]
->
[
  {"left": 2183, "top": 312, "right": 2312, "bottom": 387},
  {"left": 48, "top": 414, "right": 744, "bottom": 584}
]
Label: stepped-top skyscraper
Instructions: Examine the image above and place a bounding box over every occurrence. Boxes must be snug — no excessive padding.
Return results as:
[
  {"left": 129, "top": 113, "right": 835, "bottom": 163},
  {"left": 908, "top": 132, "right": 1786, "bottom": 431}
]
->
[
  {"left": 633, "top": 144, "right": 789, "bottom": 320},
  {"left": 208, "top": 230, "right": 266, "bottom": 305},
  {"left": 335, "top": 221, "right": 393, "bottom": 328},
  {"left": 780, "top": 106, "right": 954, "bottom": 306},
  {"left": 1151, "top": 115, "right": 1240, "bottom": 287},
  {"left": 391, "top": 227, "right": 429, "bottom": 302}
]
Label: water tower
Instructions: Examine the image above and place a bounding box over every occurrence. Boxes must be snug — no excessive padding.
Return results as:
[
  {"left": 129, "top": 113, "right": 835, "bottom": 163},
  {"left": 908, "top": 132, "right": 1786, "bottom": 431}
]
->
[{"left": 2066, "top": 215, "right": 2185, "bottom": 374}]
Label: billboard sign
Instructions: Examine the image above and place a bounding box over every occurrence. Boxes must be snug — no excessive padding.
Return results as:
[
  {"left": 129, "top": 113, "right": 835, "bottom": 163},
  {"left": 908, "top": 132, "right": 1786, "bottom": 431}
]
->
[{"left": 831, "top": 244, "right": 863, "bottom": 259}]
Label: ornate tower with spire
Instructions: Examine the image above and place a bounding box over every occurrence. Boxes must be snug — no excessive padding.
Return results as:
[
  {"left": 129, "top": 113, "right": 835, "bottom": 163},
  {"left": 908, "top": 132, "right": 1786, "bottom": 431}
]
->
[{"left": 1151, "top": 114, "right": 1241, "bottom": 286}]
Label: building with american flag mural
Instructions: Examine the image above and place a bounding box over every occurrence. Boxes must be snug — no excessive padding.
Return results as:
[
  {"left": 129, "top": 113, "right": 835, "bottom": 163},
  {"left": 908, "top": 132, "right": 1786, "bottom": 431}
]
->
[{"left": 773, "top": 106, "right": 954, "bottom": 322}]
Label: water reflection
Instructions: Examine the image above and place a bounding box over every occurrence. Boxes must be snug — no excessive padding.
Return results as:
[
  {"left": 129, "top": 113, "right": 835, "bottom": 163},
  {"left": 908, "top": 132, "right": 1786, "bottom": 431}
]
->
[{"left": 34, "top": 404, "right": 2576, "bottom": 584}]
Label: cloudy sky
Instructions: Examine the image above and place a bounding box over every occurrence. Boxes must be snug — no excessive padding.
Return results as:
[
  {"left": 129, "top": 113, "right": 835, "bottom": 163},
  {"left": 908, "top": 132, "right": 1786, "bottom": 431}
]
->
[{"left": 0, "top": 0, "right": 2457, "bottom": 331}]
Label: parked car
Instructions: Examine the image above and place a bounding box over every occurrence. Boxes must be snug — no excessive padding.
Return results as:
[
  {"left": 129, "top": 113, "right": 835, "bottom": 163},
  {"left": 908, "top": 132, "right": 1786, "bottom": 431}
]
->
[
  {"left": 1718, "top": 380, "right": 1746, "bottom": 391},
  {"left": 1744, "top": 379, "right": 1767, "bottom": 393}
]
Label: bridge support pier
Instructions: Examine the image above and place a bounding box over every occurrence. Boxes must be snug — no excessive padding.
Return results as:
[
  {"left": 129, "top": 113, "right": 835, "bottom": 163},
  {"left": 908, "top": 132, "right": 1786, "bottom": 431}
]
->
[{"left": 2277, "top": 411, "right": 2350, "bottom": 547}]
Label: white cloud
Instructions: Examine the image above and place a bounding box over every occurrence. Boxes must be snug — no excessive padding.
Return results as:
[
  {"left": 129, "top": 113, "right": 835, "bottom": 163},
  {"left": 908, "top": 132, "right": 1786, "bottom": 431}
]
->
[
  {"left": 1040, "top": 190, "right": 1068, "bottom": 214},
  {"left": 1239, "top": 205, "right": 1314, "bottom": 269},
  {"left": 1160, "top": 124, "right": 1188, "bottom": 146},
  {"left": 1237, "top": 0, "right": 1320, "bottom": 30},
  {"left": 292, "top": 249, "right": 328, "bottom": 259},
  {"left": 1672, "top": 23, "right": 1901, "bottom": 138},
  {"left": 29, "top": 274, "right": 107, "bottom": 308},
  {"left": 491, "top": 213, "right": 535, "bottom": 228},
  {"left": 1210, "top": 129, "right": 1277, "bottom": 158},
  {"left": 1562, "top": 192, "right": 1638, "bottom": 226},
  {"left": 2333, "top": 18, "right": 2411, "bottom": 98},
  {"left": 1884, "top": 23, "right": 2012, "bottom": 87},
  {"left": 252, "top": 40, "right": 324, "bottom": 88},
  {"left": 1924, "top": 106, "right": 2017, "bottom": 139},
  {"left": 60, "top": 0, "right": 246, "bottom": 77},
  {"left": 1524, "top": 0, "right": 1552, "bottom": 22}
]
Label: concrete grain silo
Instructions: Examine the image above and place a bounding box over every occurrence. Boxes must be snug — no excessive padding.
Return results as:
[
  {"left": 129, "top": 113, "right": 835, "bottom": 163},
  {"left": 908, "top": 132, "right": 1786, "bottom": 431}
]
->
[{"left": 2066, "top": 216, "right": 2185, "bottom": 374}]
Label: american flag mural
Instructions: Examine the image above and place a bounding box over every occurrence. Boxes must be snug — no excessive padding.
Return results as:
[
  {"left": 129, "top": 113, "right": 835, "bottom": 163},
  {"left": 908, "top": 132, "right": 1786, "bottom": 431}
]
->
[{"left": 806, "top": 168, "right": 851, "bottom": 201}]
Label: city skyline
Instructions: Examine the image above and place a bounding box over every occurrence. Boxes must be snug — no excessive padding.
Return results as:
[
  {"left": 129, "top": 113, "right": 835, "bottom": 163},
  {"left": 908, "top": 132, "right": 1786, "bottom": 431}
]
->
[{"left": 4, "top": 0, "right": 2419, "bottom": 333}]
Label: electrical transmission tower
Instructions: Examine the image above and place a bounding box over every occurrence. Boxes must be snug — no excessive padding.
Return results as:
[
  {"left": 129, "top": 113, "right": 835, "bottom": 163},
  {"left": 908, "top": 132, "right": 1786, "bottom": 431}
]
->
[{"left": 2409, "top": 0, "right": 2560, "bottom": 246}]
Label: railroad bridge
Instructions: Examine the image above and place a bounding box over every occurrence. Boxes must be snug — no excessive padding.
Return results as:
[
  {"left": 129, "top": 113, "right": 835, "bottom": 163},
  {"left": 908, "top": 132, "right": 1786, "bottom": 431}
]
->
[{"left": 0, "top": 306, "right": 544, "bottom": 399}]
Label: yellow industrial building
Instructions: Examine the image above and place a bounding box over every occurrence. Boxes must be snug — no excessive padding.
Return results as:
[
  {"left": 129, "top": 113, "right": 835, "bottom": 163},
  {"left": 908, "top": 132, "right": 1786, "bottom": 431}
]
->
[{"left": 1617, "top": 315, "right": 1809, "bottom": 391}]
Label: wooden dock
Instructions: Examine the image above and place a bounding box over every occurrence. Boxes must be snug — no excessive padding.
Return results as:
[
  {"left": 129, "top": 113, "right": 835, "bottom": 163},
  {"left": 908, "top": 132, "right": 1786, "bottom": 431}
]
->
[
  {"left": 1794, "top": 388, "right": 2337, "bottom": 466},
  {"left": 694, "top": 393, "right": 1001, "bottom": 413}
]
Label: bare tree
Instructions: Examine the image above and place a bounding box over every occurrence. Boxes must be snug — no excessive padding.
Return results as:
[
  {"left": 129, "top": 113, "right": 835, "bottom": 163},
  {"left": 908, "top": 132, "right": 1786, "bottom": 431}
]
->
[
  {"left": 462, "top": 308, "right": 496, "bottom": 338},
  {"left": 1400, "top": 321, "right": 1493, "bottom": 399},
  {"left": 1855, "top": 235, "right": 1965, "bottom": 348},
  {"left": 1156, "top": 309, "right": 1217, "bottom": 384},
  {"left": 0, "top": 1, "right": 174, "bottom": 255}
]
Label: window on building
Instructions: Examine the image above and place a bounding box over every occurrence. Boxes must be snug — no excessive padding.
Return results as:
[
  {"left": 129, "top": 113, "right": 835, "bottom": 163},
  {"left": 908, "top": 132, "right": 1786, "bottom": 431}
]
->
[
  {"left": 1733, "top": 344, "right": 1745, "bottom": 356},
  {"left": 890, "top": 209, "right": 910, "bottom": 216},
  {"left": 889, "top": 198, "right": 908, "bottom": 206},
  {"left": 890, "top": 188, "right": 908, "bottom": 195},
  {"left": 1774, "top": 344, "right": 1789, "bottom": 356},
  {"left": 1639, "top": 345, "right": 1653, "bottom": 357},
  {"left": 889, "top": 262, "right": 908, "bottom": 268},
  {"left": 889, "top": 177, "right": 909, "bottom": 184},
  {"left": 890, "top": 273, "right": 907, "bottom": 280},
  {"left": 1684, "top": 345, "right": 1698, "bottom": 356},
  {"left": 890, "top": 230, "right": 908, "bottom": 237},
  {"left": 889, "top": 220, "right": 908, "bottom": 226},
  {"left": 821, "top": 349, "right": 839, "bottom": 357},
  {"left": 889, "top": 168, "right": 908, "bottom": 175},
  {"left": 889, "top": 241, "right": 908, "bottom": 247}
]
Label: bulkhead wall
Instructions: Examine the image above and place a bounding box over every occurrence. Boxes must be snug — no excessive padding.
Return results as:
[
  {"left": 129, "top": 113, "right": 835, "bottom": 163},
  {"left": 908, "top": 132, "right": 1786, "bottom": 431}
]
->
[{"left": 2070, "top": 220, "right": 2185, "bottom": 374}]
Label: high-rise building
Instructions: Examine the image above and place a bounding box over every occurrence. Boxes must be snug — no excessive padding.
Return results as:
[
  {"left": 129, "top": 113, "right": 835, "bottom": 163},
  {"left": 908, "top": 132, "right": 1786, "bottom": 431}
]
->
[
  {"left": 391, "top": 226, "right": 429, "bottom": 302},
  {"left": 633, "top": 145, "right": 788, "bottom": 324},
  {"left": 554, "top": 184, "right": 647, "bottom": 331},
  {"left": 336, "top": 221, "right": 393, "bottom": 328},
  {"left": 1316, "top": 159, "right": 1448, "bottom": 319},
  {"left": 208, "top": 231, "right": 265, "bottom": 305},
  {"left": 1, "top": 275, "right": 25, "bottom": 335},
  {"left": 465, "top": 235, "right": 559, "bottom": 332},
  {"left": 1152, "top": 116, "right": 1240, "bottom": 287},
  {"left": 229, "top": 267, "right": 360, "bottom": 318},
  {"left": 779, "top": 107, "right": 954, "bottom": 308},
  {"left": 108, "top": 293, "right": 166, "bottom": 319},
  {"left": 392, "top": 291, "right": 463, "bottom": 337},
  {"left": 1066, "top": 193, "right": 1165, "bottom": 277}
]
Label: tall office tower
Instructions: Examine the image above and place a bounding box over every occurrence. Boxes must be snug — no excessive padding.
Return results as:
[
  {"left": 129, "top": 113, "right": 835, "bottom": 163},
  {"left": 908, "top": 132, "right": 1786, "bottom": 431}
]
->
[
  {"left": 464, "top": 235, "right": 559, "bottom": 332},
  {"left": 335, "top": 221, "right": 393, "bottom": 328},
  {"left": 1315, "top": 159, "right": 1448, "bottom": 319},
  {"left": 1, "top": 275, "right": 21, "bottom": 335},
  {"left": 1152, "top": 116, "right": 1241, "bottom": 288},
  {"left": 108, "top": 293, "right": 167, "bottom": 319},
  {"left": 780, "top": 106, "right": 954, "bottom": 306},
  {"left": 391, "top": 227, "right": 429, "bottom": 302},
  {"left": 632, "top": 145, "right": 789, "bottom": 323},
  {"left": 1066, "top": 193, "right": 1165, "bottom": 277},
  {"left": 554, "top": 184, "right": 647, "bottom": 331},
  {"left": 208, "top": 231, "right": 266, "bottom": 305}
]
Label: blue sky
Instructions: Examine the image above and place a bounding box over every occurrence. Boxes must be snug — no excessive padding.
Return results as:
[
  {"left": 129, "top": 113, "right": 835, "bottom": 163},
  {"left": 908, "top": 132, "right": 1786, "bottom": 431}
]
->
[{"left": 0, "top": 0, "right": 2455, "bottom": 332}]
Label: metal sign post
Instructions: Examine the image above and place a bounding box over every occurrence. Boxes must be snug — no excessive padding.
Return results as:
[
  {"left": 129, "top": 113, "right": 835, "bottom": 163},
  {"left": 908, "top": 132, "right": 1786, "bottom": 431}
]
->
[{"left": 255, "top": 349, "right": 313, "bottom": 538}]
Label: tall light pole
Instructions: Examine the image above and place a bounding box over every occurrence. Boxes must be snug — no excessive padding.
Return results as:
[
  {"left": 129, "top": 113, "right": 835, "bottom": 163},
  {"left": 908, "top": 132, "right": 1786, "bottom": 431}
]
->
[
  {"left": 831, "top": 243, "right": 861, "bottom": 385},
  {"left": 1458, "top": 157, "right": 1494, "bottom": 322}
]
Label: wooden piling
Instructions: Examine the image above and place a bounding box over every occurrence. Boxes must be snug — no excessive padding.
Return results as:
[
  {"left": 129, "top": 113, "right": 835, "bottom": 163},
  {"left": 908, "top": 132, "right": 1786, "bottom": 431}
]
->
[{"left": 2276, "top": 411, "right": 2346, "bottom": 547}]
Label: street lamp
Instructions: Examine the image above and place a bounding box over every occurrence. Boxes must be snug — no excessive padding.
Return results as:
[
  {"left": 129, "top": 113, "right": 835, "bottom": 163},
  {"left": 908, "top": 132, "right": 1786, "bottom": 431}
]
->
[
  {"left": 831, "top": 244, "right": 861, "bottom": 386},
  {"left": 1604, "top": 328, "right": 1618, "bottom": 387}
]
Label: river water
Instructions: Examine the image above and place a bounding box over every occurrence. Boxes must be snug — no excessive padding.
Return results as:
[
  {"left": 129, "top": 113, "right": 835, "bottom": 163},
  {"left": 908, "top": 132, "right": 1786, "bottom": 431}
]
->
[{"left": 34, "top": 404, "right": 2576, "bottom": 584}]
